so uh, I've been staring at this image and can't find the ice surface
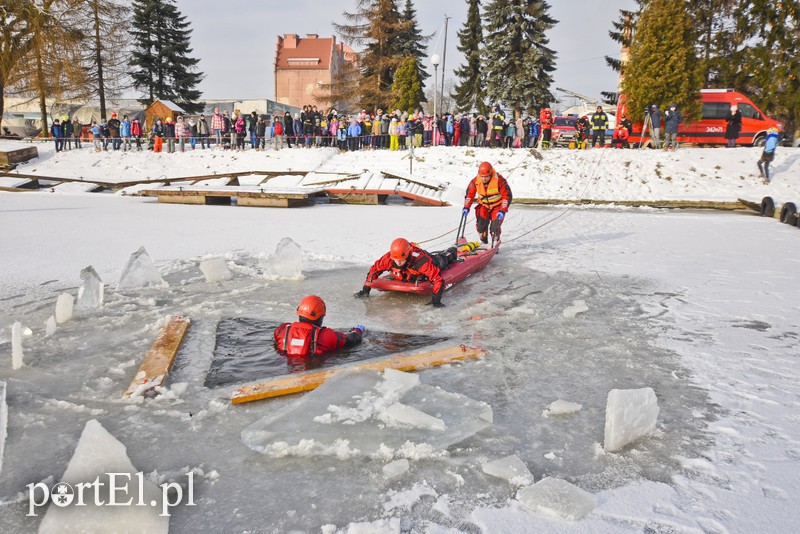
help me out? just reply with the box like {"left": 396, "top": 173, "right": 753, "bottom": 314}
{"left": 562, "top": 299, "right": 589, "bottom": 319}
{"left": 45, "top": 315, "right": 57, "bottom": 336}
{"left": 542, "top": 399, "right": 583, "bottom": 417}
{"left": 11, "top": 322, "right": 24, "bottom": 369}
{"left": 0, "top": 381, "right": 7, "bottom": 475}
{"left": 482, "top": 455, "right": 534, "bottom": 487}
{"left": 76, "top": 265, "right": 104, "bottom": 308}
{"left": 242, "top": 369, "right": 493, "bottom": 459}
{"left": 38, "top": 419, "right": 168, "bottom": 534}
{"left": 55, "top": 293, "right": 74, "bottom": 324}
{"left": 262, "top": 237, "right": 303, "bottom": 280}
{"left": 382, "top": 459, "right": 409, "bottom": 479}
{"left": 117, "top": 246, "right": 166, "bottom": 290}
{"left": 199, "top": 258, "right": 232, "bottom": 282}
{"left": 604, "top": 387, "right": 660, "bottom": 452}
{"left": 516, "top": 477, "right": 596, "bottom": 521}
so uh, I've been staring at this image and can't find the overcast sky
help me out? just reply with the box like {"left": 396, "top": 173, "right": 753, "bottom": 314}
{"left": 173, "top": 0, "right": 637, "bottom": 106}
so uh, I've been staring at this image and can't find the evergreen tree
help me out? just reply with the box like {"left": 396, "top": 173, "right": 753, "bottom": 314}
{"left": 335, "top": 0, "right": 412, "bottom": 111}
{"left": 481, "top": 0, "right": 557, "bottom": 117}
{"left": 621, "top": 0, "right": 703, "bottom": 123}
{"left": 129, "top": 0, "right": 203, "bottom": 114}
{"left": 452, "top": 0, "right": 488, "bottom": 114}
{"left": 396, "top": 0, "right": 430, "bottom": 90}
{"left": 391, "top": 56, "right": 424, "bottom": 113}
{"left": 602, "top": 3, "right": 644, "bottom": 104}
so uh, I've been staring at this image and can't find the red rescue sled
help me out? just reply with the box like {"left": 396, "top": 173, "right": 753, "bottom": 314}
{"left": 366, "top": 238, "right": 499, "bottom": 295}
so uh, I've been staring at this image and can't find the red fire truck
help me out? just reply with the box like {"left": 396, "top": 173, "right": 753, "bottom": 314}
{"left": 617, "top": 89, "right": 782, "bottom": 147}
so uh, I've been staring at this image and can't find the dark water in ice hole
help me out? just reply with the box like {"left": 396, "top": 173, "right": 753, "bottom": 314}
{"left": 205, "top": 316, "right": 450, "bottom": 388}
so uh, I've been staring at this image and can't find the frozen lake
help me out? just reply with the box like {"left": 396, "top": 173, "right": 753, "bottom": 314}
{"left": 5, "top": 198, "right": 796, "bottom": 532}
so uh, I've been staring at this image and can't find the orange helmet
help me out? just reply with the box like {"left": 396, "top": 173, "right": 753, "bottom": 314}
{"left": 478, "top": 161, "right": 493, "bottom": 177}
{"left": 296, "top": 295, "right": 326, "bottom": 321}
{"left": 390, "top": 238, "right": 412, "bottom": 262}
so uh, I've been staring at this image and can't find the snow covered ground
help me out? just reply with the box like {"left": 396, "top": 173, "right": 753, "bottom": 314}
{"left": 1, "top": 141, "right": 800, "bottom": 532}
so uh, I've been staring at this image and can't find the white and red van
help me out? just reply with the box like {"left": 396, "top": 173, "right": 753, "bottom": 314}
{"left": 617, "top": 89, "right": 783, "bottom": 147}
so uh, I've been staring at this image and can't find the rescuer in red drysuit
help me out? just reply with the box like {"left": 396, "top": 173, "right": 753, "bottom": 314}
{"left": 463, "top": 161, "right": 512, "bottom": 244}
{"left": 274, "top": 295, "right": 364, "bottom": 358}
{"left": 354, "top": 238, "right": 448, "bottom": 307}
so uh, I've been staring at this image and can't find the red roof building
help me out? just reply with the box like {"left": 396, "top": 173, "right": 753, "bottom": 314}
{"left": 274, "top": 34, "right": 357, "bottom": 111}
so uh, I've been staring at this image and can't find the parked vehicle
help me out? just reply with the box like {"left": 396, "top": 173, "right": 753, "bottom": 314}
{"left": 618, "top": 89, "right": 783, "bottom": 147}
{"left": 551, "top": 116, "right": 578, "bottom": 147}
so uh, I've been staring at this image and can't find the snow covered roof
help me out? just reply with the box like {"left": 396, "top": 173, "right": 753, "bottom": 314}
{"left": 156, "top": 100, "right": 186, "bottom": 112}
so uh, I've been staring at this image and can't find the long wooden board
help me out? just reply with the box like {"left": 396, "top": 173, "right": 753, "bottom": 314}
{"left": 231, "top": 345, "right": 484, "bottom": 404}
{"left": 123, "top": 316, "right": 190, "bottom": 398}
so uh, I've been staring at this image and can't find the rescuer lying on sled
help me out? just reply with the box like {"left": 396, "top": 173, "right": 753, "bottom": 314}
{"left": 274, "top": 295, "right": 364, "bottom": 359}
{"left": 463, "top": 161, "right": 512, "bottom": 244}
{"left": 354, "top": 238, "right": 457, "bottom": 308}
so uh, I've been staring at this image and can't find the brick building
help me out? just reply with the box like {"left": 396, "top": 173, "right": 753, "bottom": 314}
{"left": 274, "top": 34, "right": 357, "bottom": 111}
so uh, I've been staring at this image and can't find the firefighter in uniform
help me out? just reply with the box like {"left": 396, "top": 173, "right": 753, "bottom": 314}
{"left": 274, "top": 295, "right": 364, "bottom": 360}
{"left": 463, "top": 161, "right": 512, "bottom": 245}
{"left": 354, "top": 238, "right": 447, "bottom": 307}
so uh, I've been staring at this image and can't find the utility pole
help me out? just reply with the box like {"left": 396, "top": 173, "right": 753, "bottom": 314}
{"left": 440, "top": 15, "right": 450, "bottom": 114}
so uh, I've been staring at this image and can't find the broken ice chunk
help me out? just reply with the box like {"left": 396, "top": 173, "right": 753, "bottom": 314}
{"left": 383, "top": 403, "right": 445, "bottom": 431}
{"left": 542, "top": 399, "right": 583, "bottom": 417}
{"left": 55, "top": 293, "right": 74, "bottom": 324}
{"left": 482, "top": 455, "right": 534, "bottom": 487}
{"left": 199, "top": 258, "right": 232, "bottom": 282}
{"left": 604, "top": 387, "right": 659, "bottom": 452}
{"left": 117, "top": 246, "right": 166, "bottom": 290}
{"left": 517, "top": 477, "right": 596, "bottom": 521}
{"left": 382, "top": 459, "right": 409, "bottom": 479}
{"left": 38, "top": 419, "right": 168, "bottom": 533}
{"left": 11, "top": 322, "right": 24, "bottom": 370}
{"left": 562, "top": 299, "right": 588, "bottom": 319}
{"left": 242, "top": 370, "right": 492, "bottom": 458}
{"left": 77, "top": 266, "right": 104, "bottom": 308}
{"left": 45, "top": 315, "right": 57, "bottom": 337}
{"left": 262, "top": 237, "right": 303, "bottom": 280}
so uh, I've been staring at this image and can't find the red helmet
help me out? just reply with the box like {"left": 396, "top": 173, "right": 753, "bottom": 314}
{"left": 478, "top": 161, "right": 494, "bottom": 177}
{"left": 390, "top": 238, "right": 412, "bottom": 262}
{"left": 296, "top": 295, "right": 326, "bottom": 321}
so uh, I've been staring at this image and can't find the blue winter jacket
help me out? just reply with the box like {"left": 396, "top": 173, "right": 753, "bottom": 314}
{"left": 51, "top": 124, "right": 64, "bottom": 138}
{"left": 764, "top": 132, "right": 779, "bottom": 153}
{"left": 347, "top": 123, "right": 361, "bottom": 138}
{"left": 120, "top": 120, "right": 131, "bottom": 137}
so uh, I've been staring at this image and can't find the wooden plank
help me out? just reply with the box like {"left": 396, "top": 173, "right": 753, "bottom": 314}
{"left": 0, "top": 146, "right": 38, "bottom": 165}
{"left": 155, "top": 193, "right": 207, "bottom": 205}
{"left": 513, "top": 198, "right": 747, "bottom": 210}
{"left": 304, "top": 175, "right": 361, "bottom": 186}
{"left": 0, "top": 171, "right": 112, "bottom": 186}
{"left": 237, "top": 196, "right": 293, "bottom": 208}
{"left": 380, "top": 170, "right": 445, "bottom": 191}
{"left": 231, "top": 345, "right": 484, "bottom": 404}
{"left": 123, "top": 316, "right": 190, "bottom": 398}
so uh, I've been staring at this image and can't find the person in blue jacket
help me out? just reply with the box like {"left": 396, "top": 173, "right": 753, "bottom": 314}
{"left": 757, "top": 127, "right": 780, "bottom": 183}
{"left": 51, "top": 119, "right": 64, "bottom": 152}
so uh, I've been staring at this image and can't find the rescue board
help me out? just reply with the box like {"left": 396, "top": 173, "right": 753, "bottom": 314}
{"left": 231, "top": 345, "right": 484, "bottom": 404}
{"left": 365, "top": 239, "right": 499, "bottom": 295}
{"left": 123, "top": 316, "right": 190, "bottom": 397}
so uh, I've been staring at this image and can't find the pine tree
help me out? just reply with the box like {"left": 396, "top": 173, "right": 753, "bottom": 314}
{"left": 621, "top": 0, "right": 703, "bottom": 123}
{"left": 452, "top": 0, "right": 488, "bottom": 114}
{"left": 129, "top": 0, "right": 203, "bottom": 114}
{"left": 334, "top": 0, "right": 412, "bottom": 111}
{"left": 64, "top": 0, "right": 132, "bottom": 121}
{"left": 481, "top": 0, "right": 557, "bottom": 117}
{"left": 396, "top": 0, "right": 430, "bottom": 90}
{"left": 391, "top": 56, "right": 424, "bottom": 113}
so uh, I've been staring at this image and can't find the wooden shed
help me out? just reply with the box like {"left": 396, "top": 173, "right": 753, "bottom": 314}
{"left": 144, "top": 100, "right": 185, "bottom": 130}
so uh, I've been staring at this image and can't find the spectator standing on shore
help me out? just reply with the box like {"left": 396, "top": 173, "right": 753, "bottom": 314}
{"left": 649, "top": 105, "right": 661, "bottom": 148}
{"left": 71, "top": 117, "right": 82, "bottom": 148}
{"left": 591, "top": 106, "right": 609, "bottom": 148}
{"left": 107, "top": 113, "right": 121, "bottom": 150}
{"left": 283, "top": 112, "right": 294, "bottom": 148}
{"left": 248, "top": 111, "right": 258, "bottom": 149}
{"left": 120, "top": 115, "right": 132, "bottom": 151}
{"left": 152, "top": 118, "right": 165, "bottom": 153}
{"left": 164, "top": 117, "right": 177, "bottom": 153}
{"left": 724, "top": 104, "right": 742, "bottom": 147}
{"left": 62, "top": 116, "right": 73, "bottom": 150}
{"left": 223, "top": 111, "right": 232, "bottom": 149}
{"left": 187, "top": 116, "right": 197, "bottom": 150}
{"left": 131, "top": 117, "right": 142, "bottom": 150}
{"left": 51, "top": 119, "right": 64, "bottom": 152}
{"left": 256, "top": 115, "right": 267, "bottom": 150}
{"left": 234, "top": 114, "right": 246, "bottom": 150}
{"left": 211, "top": 108, "right": 224, "bottom": 146}
{"left": 663, "top": 104, "right": 683, "bottom": 151}
{"left": 90, "top": 120, "right": 102, "bottom": 152}
{"left": 197, "top": 115, "right": 209, "bottom": 148}
{"left": 273, "top": 115, "right": 285, "bottom": 150}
